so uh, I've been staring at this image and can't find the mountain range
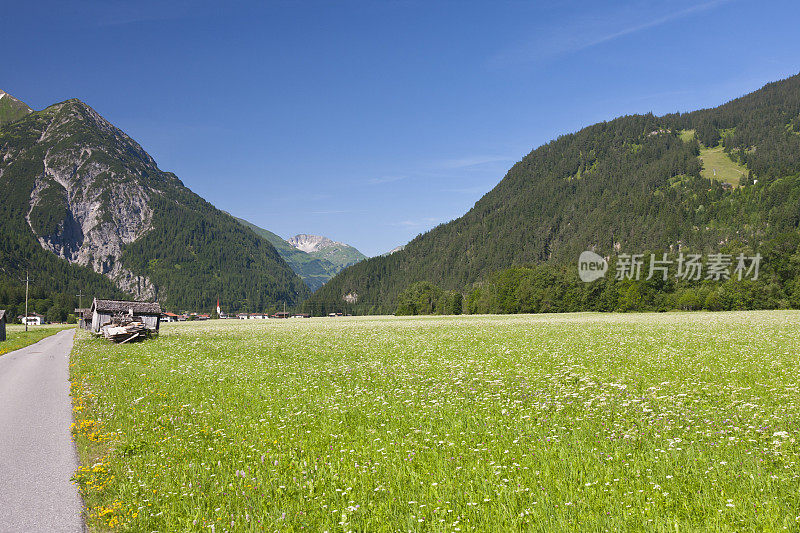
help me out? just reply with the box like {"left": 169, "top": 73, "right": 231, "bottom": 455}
{"left": 0, "top": 92, "right": 309, "bottom": 314}
{"left": 230, "top": 217, "right": 365, "bottom": 291}
{"left": 3, "top": 72, "right": 800, "bottom": 319}
{"left": 287, "top": 234, "right": 365, "bottom": 271}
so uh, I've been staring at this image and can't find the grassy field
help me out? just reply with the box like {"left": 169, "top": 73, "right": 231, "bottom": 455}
{"left": 0, "top": 323, "right": 72, "bottom": 356}
{"left": 678, "top": 129, "right": 696, "bottom": 143}
{"left": 699, "top": 146, "right": 748, "bottom": 187}
{"left": 70, "top": 312, "right": 800, "bottom": 531}
{"left": 678, "top": 129, "right": 747, "bottom": 187}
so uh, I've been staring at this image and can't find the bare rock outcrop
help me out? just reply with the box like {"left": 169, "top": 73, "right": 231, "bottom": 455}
{"left": 20, "top": 100, "right": 157, "bottom": 299}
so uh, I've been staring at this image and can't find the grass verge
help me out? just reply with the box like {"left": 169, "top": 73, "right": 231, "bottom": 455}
{"left": 0, "top": 323, "right": 72, "bottom": 356}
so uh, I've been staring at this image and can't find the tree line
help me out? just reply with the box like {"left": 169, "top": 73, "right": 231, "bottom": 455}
{"left": 392, "top": 233, "right": 800, "bottom": 315}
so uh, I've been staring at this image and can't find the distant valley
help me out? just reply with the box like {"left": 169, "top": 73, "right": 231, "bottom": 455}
{"left": 231, "top": 217, "right": 366, "bottom": 291}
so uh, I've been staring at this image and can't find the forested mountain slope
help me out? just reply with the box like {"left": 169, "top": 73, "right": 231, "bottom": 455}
{"left": 0, "top": 95, "right": 309, "bottom": 313}
{"left": 309, "top": 73, "right": 800, "bottom": 313}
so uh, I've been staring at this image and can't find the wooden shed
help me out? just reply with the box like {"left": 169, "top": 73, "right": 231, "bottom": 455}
{"left": 90, "top": 299, "right": 162, "bottom": 334}
{"left": 0, "top": 310, "right": 6, "bottom": 342}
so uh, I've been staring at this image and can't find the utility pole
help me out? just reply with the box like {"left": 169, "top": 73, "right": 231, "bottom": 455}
{"left": 76, "top": 290, "right": 84, "bottom": 328}
{"left": 24, "top": 270, "right": 30, "bottom": 332}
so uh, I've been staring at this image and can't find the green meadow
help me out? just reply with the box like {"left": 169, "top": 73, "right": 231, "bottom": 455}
{"left": 678, "top": 129, "right": 748, "bottom": 187}
{"left": 0, "top": 323, "right": 71, "bottom": 356}
{"left": 678, "top": 129, "right": 696, "bottom": 143}
{"left": 699, "top": 146, "right": 748, "bottom": 187}
{"left": 70, "top": 312, "right": 800, "bottom": 531}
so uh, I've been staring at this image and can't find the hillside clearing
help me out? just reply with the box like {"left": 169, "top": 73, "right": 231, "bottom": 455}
{"left": 678, "top": 129, "right": 696, "bottom": 142}
{"left": 699, "top": 145, "right": 748, "bottom": 187}
{"left": 71, "top": 312, "right": 800, "bottom": 531}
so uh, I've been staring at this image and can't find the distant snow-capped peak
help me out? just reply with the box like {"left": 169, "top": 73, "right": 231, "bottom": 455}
{"left": 287, "top": 234, "right": 339, "bottom": 253}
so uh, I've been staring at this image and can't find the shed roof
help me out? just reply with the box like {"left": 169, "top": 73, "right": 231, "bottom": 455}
{"left": 91, "top": 299, "right": 162, "bottom": 315}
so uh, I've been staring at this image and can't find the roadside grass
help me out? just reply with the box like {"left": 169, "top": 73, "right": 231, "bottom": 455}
{"left": 699, "top": 145, "right": 747, "bottom": 187}
{"left": 0, "top": 323, "right": 72, "bottom": 356}
{"left": 70, "top": 312, "right": 800, "bottom": 531}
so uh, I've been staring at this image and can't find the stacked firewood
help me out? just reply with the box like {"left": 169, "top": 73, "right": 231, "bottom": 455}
{"left": 100, "top": 315, "right": 154, "bottom": 343}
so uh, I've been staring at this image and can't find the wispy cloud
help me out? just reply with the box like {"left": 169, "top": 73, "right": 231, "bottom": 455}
{"left": 573, "top": 1, "right": 730, "bottom": 52}
{"left": 89, "top": 0, "right": 196, "bottom": 27}
{"left": 442, "top": 185, "right": 493, "bottom": 195}
{"left": 367, "top": 175, "right": 406, "bottom": 185}
{"left": 312, "top": 209, "right": 351, "bottom": 215}
{"left": 391, "top": 216, "right": 441, "bottom": 228}
{"left": 438, "top": 155, "right": 515, "bottom": 169}
{"left": 629, "top": 89, "right": 694, "bottom": 102}
{"left": 489, "top": 0, "right": 732, "bottom": 67}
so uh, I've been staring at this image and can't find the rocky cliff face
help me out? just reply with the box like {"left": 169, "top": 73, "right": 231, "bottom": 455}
{"left": 3, "top": 99, "right": 167, "bottom": 299}
{"left": 382, "top": 245, "right": 405, "bottom": 256}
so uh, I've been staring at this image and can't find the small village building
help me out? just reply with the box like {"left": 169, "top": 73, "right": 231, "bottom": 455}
{"left": 292, "top": 313, "right": 311, "bottom": 318}
{"left": 0, "top": 310, "right": 6, "bottom": 342}
{"left": 237, "top": 313, "right": 249, "bottom": 320}
{"left": 250, "top": 313, "right": 268, "bottom": 319}
{"left": 197, "top": 314, "right": 211, "bottom": 320}
{"left": 273, "top": 311, "right": 291, "bottom": 319}
{"left": 18, "top": 313, "right": 45, "bottom": 326}
{"left": 162, "top": 312, "right": 179, "bottom": 323}
{"left": 90, "top": 299, "right": 162, "bottom": 333}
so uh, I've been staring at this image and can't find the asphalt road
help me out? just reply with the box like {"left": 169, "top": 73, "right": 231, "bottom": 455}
{"left": 0, "top": 329, "right": 85, "bottom": 532}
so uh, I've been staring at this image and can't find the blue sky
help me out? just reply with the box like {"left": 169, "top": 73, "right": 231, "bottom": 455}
{"left": 3, "top": 1, "right": 800, "bottom": 256}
